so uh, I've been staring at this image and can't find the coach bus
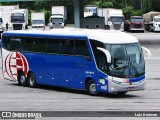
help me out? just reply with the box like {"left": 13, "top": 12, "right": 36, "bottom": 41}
{"left": 1, "top": 29, "right": 151, "bottom": 95}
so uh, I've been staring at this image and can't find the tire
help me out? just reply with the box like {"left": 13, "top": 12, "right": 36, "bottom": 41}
{"left": 86, "top": 80, "right": 98, "bottom": 96}
{"left": 117, "top": 92, "right": 127, "bottom": 95}
{"left": 18, "top": 72, "right": 27, "bottom": 86}
{"left": 149, "top": 25, "right": 152, "bottom": 32}
{"left": 28, "top": 73, "right": 37, "bottom": 88}
{"left": 129, "top": 27, "right": 132, "bottom": 32}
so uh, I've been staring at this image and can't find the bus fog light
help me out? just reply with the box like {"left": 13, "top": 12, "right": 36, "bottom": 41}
{"left": 98, "top": 79, "right": 105, "bottom": 85}
{"left": 111, "top": 87, "right": 114, "bottom": 90}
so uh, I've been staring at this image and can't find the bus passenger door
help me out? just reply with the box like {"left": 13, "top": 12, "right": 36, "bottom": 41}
{"left": 66, "top": 57, "right": 89, "bottom": 89}
{"left": 66, "top": 39, "right": 92, "bottom": 89}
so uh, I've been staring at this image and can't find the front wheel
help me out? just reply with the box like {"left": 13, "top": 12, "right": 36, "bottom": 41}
{"left": 27, "top": 73, "right": 37, "bottom": 88}
{"left": 117, "top": 92, "right": 127, "bottom": 95}
{"left": 86, "top": 80, "right": 98, "bottom": 96}
{"left": 149, "top": 25, "right": 152, "bottom": 32}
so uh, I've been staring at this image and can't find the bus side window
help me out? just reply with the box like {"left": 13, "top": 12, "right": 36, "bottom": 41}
{"left": 22, "top": 37, "right": 34, "bottom": 52}
{"left": 75, "top": 40, "right": 90, "bottom": 57}
{"left": 47, "top": 38, "right": 60, "bottom": 54}
{"left": 61, "top": 39, "right": 74, "bottom": 55}
{"left": 34, "top": 38, "right": 47, "bottom": 53}
{"left": 2, "top": 36, "right": 10, "bottom": 50}
{"left": 97, "top": 51, "right": 108, "bottom": 72}
{"left": 90, "top": 40, "right": 107, "bottom": 72}
{"left": 9, "top": 37, "right": 21, "bottom": 51}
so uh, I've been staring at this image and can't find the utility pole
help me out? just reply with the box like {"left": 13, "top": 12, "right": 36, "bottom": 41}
{"left": 141, "top": 0, "right": 143, "bottom": 14}
{"left": 124, "top": 0, "right": 127, "bottom": 7}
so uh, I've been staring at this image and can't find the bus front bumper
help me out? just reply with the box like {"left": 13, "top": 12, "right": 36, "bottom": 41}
{"left": 108, "top": 79, "right": 146, "bottom": 93}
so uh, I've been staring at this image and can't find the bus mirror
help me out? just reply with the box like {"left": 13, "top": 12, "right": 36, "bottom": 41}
{"left": 142, "top": 46, "right": 151, "bottom": 59}
{"left": 97, "top": 47, "right": 111, "bottom": 63}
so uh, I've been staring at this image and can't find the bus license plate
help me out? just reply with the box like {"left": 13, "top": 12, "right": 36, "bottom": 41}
{"left": 128, "top": 87, "right": 134, "bottom": 91}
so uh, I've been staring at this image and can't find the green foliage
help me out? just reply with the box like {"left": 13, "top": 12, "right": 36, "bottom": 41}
{"left": 85, "top": 0, "right": 115, "bottom": 8}
{"left": 123, "top": 6, "right": 142, "bottom": 19}
{"left": 142, "top": 0, "right": 160, "bottom": 13}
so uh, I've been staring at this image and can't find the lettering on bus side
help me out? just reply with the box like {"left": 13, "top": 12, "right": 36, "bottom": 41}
{"left": 85, "top": 71, "right": 94, "bottom": 75}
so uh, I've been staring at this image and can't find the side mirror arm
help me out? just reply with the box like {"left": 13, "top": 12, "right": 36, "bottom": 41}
{"left": 97, "top": 47, "right": 111, "bottom": 63}
{"left": 142, "top": 46, "right": 151, "bottom": 59}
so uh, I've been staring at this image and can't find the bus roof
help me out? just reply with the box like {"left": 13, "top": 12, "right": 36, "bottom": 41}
{"left": 3, "top": 29, "right": 138, "bottom": 44}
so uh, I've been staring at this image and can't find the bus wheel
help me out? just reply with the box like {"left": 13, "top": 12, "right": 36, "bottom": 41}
{"left": 117, "top": 92, "right": 127, "bottom": 95}
{"left": 86, "top": 80, "right": 97, "bottom": 96}
{"left": 18, "top": 72, "right": 27, "bottom": 86}
{"left": 28, "top": 73, "right": 36, "bottom": 88}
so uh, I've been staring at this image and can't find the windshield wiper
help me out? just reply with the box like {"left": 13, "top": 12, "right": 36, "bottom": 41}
{"left": 127, "top": 56, "right": 139, "bottom": 76}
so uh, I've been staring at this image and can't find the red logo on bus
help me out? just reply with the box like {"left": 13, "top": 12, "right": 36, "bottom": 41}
{"left": 4, "top": 52, "right": 29, "bottom": 80}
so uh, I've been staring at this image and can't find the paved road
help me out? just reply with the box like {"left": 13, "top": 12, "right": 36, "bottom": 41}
{"left": 0, "top": 32, "right": 160, "bottom": 120}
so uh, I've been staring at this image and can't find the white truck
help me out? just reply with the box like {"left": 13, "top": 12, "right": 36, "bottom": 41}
{"left": 98, "top": 8, "right": 124, "bottom": 30}
{"left": 143, "top": 11, "right": 160, "bottom": 32}
{"left": 0, "top": 5, "right": 19, "bottom": 30}
{"left": 10, "top": 9, "right": 28, "bottom": 30}
{"left": 84, "top": 6, "right": 98, "bottom": 17}
{"left": 0, "top": 8, "right": 4, "bottom": 33}
{"left": 31, "top": 12, "right": 45, "bottom": 30}
{"left": 49, "top": 6, "right": 67, "bottom": 29}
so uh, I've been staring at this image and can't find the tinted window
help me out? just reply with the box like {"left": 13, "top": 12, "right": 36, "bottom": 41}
{"left": 34, "top": 38, "right": 46, "bottom": 53}
{"left": 90, "top": 40, "right": 107, "bottom": 72}
{"left": 22, "top": 37, "right": 34, "bottom": 52}
{"left": 2, "top": 36, "right": 21, "bottom": 51}
{"left": 90, "top": 40, "right": 104, "bottom": 50}
{"left": 61, "top": 39, "right": 74, "bottom": 55}
{"left": 10, "top": 37, "right": 21, "bottom": 51}
{"left": 75, "top": 40, "right": 90, "bottom": 57}
{"left": 2, "top": 36, "right": 10, "bottom": 50}
{"left": 47, "top": 38, "right": 60, "bottom": 54}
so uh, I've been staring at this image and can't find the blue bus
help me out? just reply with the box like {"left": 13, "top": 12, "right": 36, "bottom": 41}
{"left": 1, "top": 29, "right": 150, "bottom": 95}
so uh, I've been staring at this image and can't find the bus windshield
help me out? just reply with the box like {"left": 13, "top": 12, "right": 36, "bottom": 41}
{"left": 105, "top": 43, "right": 145, "bottom": 78}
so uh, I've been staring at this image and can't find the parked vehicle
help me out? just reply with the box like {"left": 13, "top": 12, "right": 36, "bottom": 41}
{"left": 31, "top": 12, "right": 45, "bottom": 30}
{"left": 98, "top": 8, "right": 124, "bottom": 30}
{"left": 10, "top": 9, "right": 28, "bottom": 30}
{"left": 0, "top": 8, "right": 4, "bottom": 33}
{"left": 143, "top": 11, "right": 160, "bottom": 32}
{"left": 124, "top": 16, "right": 145, "bottom": 32}
{"left": 84, "top": 6, "right": 98, "bottom": 17}
{"left": 49, "top": 6, "right": 67, "bottom": 29}
{"left": 0, "top": 5, "right": 19, "bottom": 30}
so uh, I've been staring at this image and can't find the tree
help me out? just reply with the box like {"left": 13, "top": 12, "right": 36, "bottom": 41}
{"left": 85, "top": 0, "right": 115, "bottom": 8}
{"left": 142, "top": 0, "right": 160, "bottom": 13}
{"left": 123, "top": 6, "right": 142, "bottom": 19}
